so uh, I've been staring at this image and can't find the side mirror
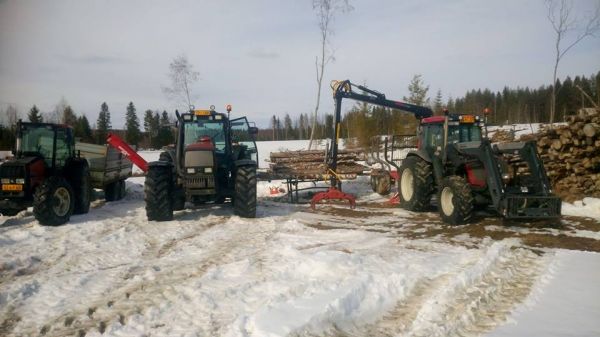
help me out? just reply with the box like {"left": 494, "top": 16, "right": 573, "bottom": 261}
{"left": 249, "top": 127, "right": 258, "bottom": 135}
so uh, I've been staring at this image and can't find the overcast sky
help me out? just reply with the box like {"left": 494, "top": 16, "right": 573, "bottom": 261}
{"left": 1, "top": 0, "right": 599, "bottom": 128}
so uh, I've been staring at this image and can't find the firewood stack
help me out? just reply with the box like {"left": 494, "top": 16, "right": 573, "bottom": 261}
{"left": 520, "top": 108, "right": 600, "bottom": 201}
{"left": 268, "top": 149, "right": 367, "bottom": 178}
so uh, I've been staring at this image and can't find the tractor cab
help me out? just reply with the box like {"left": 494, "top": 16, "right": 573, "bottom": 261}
{"left": 418, "top": 114, "right": 484, "bottom": 154}
{"left": 1, "top": 122, "right": 75, "bottom": 197}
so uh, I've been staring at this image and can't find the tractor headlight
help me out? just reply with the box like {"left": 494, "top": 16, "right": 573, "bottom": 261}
{"left": 187, "top": 168, "right": 195, "bottom": 174}
{"left": 15, "top": 178, "right": 25, "bottom": 184}
{"left": 204, "top": 167, "right": 213, "bottom": 173}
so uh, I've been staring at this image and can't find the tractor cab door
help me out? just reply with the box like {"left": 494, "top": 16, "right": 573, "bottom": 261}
{"left": 421, "top": 123, "right": 444, "bottom": 157}
{"left": 230, "top": 117, "right": 258, "bottom": 163}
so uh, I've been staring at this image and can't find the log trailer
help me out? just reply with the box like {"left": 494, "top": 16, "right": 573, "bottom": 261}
{"left": 312, "top": 80, "right": 561, "bottom": 224}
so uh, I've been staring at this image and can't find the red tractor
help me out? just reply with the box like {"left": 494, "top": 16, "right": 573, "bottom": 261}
{"left": 313, "top": 80, "right": 561, "bottom": 224}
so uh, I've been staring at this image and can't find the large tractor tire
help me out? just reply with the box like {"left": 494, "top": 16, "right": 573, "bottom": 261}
{"left": 33, "top": 177, "right": 75, "bottom": 226}
{"left": 73, "top": 164, "right": 91, "bottom": 214}
{"left": 371, "top": 172, "right": 392, "bottom": 195}
{"left": 104, "top": 181, "right": 118, "bottom": 202}
{"left": 438, "top": 176, "right": 474, "bottom": 225}
{"left": 233, "top": 165, "right": 257, "bottom": 218}
{"left": 398, "top": 156, "right": 434, "bottom": 211}
{"left": 144, "top": 165, "right": 173, "bottom": 221}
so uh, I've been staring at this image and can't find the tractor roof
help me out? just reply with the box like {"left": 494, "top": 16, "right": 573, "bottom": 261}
{"left": 421, "top": 114, "right": 481, "bottom": 124}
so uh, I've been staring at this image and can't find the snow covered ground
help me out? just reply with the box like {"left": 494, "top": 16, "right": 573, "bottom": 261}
{"left": 1, "top": 174, "right": 599, "bottom": 337}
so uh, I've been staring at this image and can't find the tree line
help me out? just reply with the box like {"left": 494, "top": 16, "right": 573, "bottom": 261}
{"left": 0, "top": 101, "right": 175, "bottom": 150}
{"left": 255, "top": 71, "right": 599, "bottom": 147}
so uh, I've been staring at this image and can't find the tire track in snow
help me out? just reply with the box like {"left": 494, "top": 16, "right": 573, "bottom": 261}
{"left": 23, "top": 215, "right": 279, "bottom": 337}
{"left": 294, "top": 243, "right": 547, "bottom": 337}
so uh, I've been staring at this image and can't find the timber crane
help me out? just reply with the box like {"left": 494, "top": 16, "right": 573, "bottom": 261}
{"left": 310, "top": 80, "right": 433, "bottom": 209}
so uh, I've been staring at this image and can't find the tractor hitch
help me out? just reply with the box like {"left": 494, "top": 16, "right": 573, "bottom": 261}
{"left": 310, "top": 187, "right": 356, "bottom": 210}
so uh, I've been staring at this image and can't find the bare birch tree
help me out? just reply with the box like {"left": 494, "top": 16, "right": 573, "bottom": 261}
{"left": 308, "top": 0, "right": 352, "bottom": 149}
{"left": 162, "top": 55, "right": 200, "bottom": 110}
{"left": 545, "top": 0, "right": 600, "bottom": 123}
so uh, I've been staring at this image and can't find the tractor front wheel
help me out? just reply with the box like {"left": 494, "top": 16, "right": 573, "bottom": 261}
{"left": 34, "top": 177, "right": 75, "bottom": 226}
{"left": 144, "top": 166, "right": 173, "bottom": 221}
{"left": 438, "top": 176, "right": 473, "bottom": 225}
{"left": 398, "top": 156, "right": 434, "bottom": 211}
{"left": 233, "top": 166, "right": 257, "bottom": 218}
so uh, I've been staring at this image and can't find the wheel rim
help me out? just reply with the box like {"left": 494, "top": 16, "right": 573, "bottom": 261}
{"left": 53, "top": 187, "right": 71, "bottom": 217}
{"left": 441, "top": 186, "right": 454, "bottom": 216}
{"left": 400, "top": 169, "right": 414, "bottom": 201}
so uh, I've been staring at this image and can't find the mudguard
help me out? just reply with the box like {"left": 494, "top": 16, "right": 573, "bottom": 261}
{"left": 234, "top": 159, "right": 257, "bottom": 167}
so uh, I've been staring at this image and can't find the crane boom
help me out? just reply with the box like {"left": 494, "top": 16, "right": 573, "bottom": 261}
{"left": 311, "top": 79, "right": 433, "bottom": 210}
{"left": 328, "top": 80, "right": 432, "bottom": 187}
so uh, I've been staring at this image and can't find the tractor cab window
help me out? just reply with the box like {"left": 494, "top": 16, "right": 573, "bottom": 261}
{"left": 54, "top": 128, "right": 73, "bottom": 167}
{"left": 448, "top": 124, "right": 482, "bottom": 144}
{"left": 18, "top": 125, "right": 55, "bottom": 166}
{"left": 423, "top": 124, "right": 443, "bottom": 149}
{"left": 184, "top": 121, "right": 226, "bottom": 152}
{"left": 230, "top": 117, "right": 258, "bottom": 162}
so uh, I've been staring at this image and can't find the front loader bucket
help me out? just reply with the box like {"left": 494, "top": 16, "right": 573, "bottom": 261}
{"left": 504, "top": 195, "right": 562, "bottom": 219}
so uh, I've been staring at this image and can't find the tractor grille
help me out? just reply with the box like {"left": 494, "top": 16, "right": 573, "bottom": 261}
{"left": 0, "top": 165, "right": 25, "bottom": 179}
{"left": 185, "top": 175, "right": 215, "bottom": 189}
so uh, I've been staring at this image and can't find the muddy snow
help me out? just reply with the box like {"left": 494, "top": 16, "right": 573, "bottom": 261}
{"left": 1, "top": 175, "right": 599, "bottom": 337}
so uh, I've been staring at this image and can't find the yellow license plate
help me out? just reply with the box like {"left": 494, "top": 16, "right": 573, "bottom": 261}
{"left": 461, "top": 115, "right": 475, "bottom": 123}
{"left": 2, "top": 184, "right": 23, "bottom": 191}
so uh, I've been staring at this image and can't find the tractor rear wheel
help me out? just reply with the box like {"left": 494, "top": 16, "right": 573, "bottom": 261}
{"left": 144, "top": 166, "right": 173, "bottom": 221}
{"left": 73, "top": 165, "right": 91, "bottom": 214}
{"left": 233, "top": 166, "right": 257, "bottom": 218}
{"left": 34, "top": 177, "right": 75, "bottom": 226}
{"left": 398, "top": 156, "right": 434, "bottom": 211}
{"left": 438, "top": 176, "right": 473, "bottom": 225}
{"left": 104, "top": 181, "right": 117, "bottom": 202}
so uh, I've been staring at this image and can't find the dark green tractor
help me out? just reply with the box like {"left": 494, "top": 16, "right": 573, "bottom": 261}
{"left": 144, "top": 106, "right": 259, "bottom": 221}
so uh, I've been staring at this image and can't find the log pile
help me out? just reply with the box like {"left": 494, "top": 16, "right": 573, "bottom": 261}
{"left": 520, "top": 108, "right": 600, "bottom": 201}
{"left": 268, "top": 149, "right": 367, "bottom": 179}
{"left": 490, "top": 129, "right": 515, "bottom": 143}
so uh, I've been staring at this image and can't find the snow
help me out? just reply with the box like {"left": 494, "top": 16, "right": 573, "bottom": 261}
{"left": 562, "top": 197, "right": 600, "bottom": 221}
{"left": 1, "top": 156, "right": 600, "bottom": 336}
{"left": 487, "top": 250, "right": 600, "bottom": 337}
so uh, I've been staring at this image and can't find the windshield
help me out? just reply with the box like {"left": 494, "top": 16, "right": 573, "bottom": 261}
{"left": 448, "top": 124, "right": 482, "bottom": 143}
{"left": 18, "top": 125, "right": 55, "bottom": 161}
{"left": 184, "top": 121, "right": 226, "bottom": 152}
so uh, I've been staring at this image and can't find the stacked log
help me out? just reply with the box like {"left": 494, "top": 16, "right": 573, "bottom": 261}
{"left": 490, "top": 129, "right": 515, "bottom": 143}
{"left": 268, "top": 149, "right": 367, "bottom": 178}
{"left": 521, "top": 108, "right": 600, "bottom": 201}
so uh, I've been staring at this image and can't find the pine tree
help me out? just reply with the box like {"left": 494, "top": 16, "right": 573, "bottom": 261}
{"left": 284, "top": 113, "right": 292, "bottom": 140}
{"left": 156, "top": 111, "right": 173, "bottom": 147}
{"left": 433, "top": 89, "right": 443, "bottom": 115}
{"left": 144, "top": 109, "right": 160, "bottom": 148}
{"left": 96, "top": 102, "right": 111, "bottom": 144}
{"left": 403, "top": 74, "right": 430, "bottom": 106}
{"left": 74, "top": 115, "right": 93, "bottom": 142}
{"left": 125, "top": 102, "right": 141, "bottom": 146}
{"left": 28, "top": 105, "right": 43, "bottom": 123}
{"left": 62, "top": 105, "right": 77, "bottom": 127}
